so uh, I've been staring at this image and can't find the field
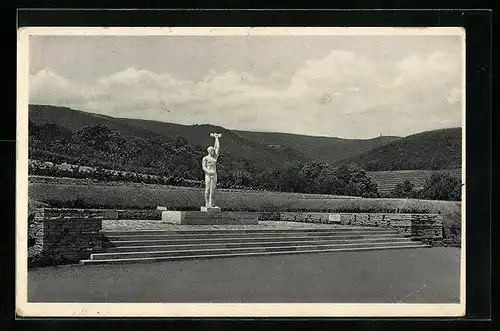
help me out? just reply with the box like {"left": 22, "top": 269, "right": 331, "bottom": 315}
{"left": 28, "top": 175, "right": 362, "bottom": 210}
{"left": 28, "top": 176, "right": 462, "bottom": 246}
{"left": 367, "top": 169, "right": 462, "bottom": 194}
{"left": 30, "top": 176, "right": 457, "bottom": 212}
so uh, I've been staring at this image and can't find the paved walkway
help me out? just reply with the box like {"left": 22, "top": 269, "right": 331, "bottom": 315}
{"left": 28, "top": 247, "right": 460, "bottom": 303}
{"left": 102, "top": 220, "right": 356, "bottom": 231}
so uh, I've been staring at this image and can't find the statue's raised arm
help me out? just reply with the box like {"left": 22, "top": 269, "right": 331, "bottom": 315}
{"left": 210, "top": 133, "right": 221, "bottom": 158}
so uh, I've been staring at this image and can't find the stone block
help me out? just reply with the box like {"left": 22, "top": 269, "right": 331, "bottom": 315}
{"left": 328, "top": 213, "right": 341, "bottom": 223}
{"left": 200, "top": 206, "right": 221, "bottom": 212}
{"left": 161, "top": 211, "right": 182, "bottom": 224}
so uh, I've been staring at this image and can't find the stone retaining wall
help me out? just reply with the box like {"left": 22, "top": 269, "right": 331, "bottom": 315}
{"left": 117, "top": 209, "right": 162, "bottom": 220}
{"left": 28, "top": 208, "right": 103, "bottom": 267}
{"left": 27, "top": 209, "right": 445, "bottom": 267}
{"left": 77, "top": 209, "right": 162, "bottom": 220}
{"left": 53, "top": 209, "right": 162, "bottom": 220}
{"left": 279, "top": 212, "right": 340, "bottom": 224}
{"left": 258, "top": 211, "right": 443, "bottom": 242}
{"left": 338, "top": 213, "right": 443, "bottom": 240}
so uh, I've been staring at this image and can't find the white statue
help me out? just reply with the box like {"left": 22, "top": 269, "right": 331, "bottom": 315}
{"left": 202, "top": 133, "right": 221, "bottom": 208}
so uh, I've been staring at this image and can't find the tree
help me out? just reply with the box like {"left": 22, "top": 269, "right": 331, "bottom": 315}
{"left": 299, "top": 161, "right": 330, "bottom": 193}
{"left": 37, "top": 123, "right": 72, "bottom": 143}
{"left": 73, "top": 125, "right": 113, "bottom": 147}
{"left": 174, "top": 135, "right": 189, "bottom": 149}
{"left": 420, "top": 173, "right": 461, "bottom": 201}
{"left": 315, "top": 166, "right": 345, "bottom": 195}
{"left": 255, "top": 168, "right": 280, "bottom": 191}
{"left": 221, "top": 169, "right": 254, "bottom": 188}
{"left": 391, "top": 180, "right": 416, "bottom": 198}
{"left": 275, "top": 164, "right": 306, "bottom": 193}
{"left": 332, "top": 163, "right": 379, "bottom": 197}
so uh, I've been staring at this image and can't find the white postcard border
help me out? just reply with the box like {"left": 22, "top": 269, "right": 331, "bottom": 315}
{"left": 16, "top": 26, "right": 466, "bottom": 318}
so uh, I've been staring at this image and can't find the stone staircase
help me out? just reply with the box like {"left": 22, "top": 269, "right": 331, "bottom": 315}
{"left": 79, "top": 227, "right": 430, "bottom": 265}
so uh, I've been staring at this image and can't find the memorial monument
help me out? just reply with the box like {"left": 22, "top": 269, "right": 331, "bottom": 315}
{"left": 201, "top": 133, "right": 221, "bottom": 212}
{"left": 160, "top": 132, "right": 258, "bottom": 225}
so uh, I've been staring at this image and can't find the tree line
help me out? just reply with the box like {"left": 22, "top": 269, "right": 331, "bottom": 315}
{"left": 29, "top": 122, "right": 461, "bottom": 200}
{"left": 386, "top": 174, "right": 462, "bottom": 201}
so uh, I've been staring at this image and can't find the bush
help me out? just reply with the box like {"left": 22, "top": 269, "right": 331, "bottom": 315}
{"left": 220, "top": 169, "right": 254, "bottom": 189}
{"left": 390, "top": 180, "right": 417, "bottom": 198}
{"left": 275, "top": 164, "right": 307, "bottom": 193}
{"left": 420, "top": 173, "right": 462, "bottom": 201}
{"left": 332, "top": 163, "right": 379, "bottom": 198}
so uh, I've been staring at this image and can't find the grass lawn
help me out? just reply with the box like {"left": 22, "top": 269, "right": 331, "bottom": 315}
{"left": 28, "top": 177, "right": 459, "bottom": 213}
{"left": 28, "top": 177, "right": 462, "bottom": 245}
{"left": 28, "top": 247, "right": 460, "bottom": 303}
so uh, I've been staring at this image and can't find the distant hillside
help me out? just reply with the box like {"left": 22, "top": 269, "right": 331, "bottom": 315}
{"left": 30, "top": 105, "right": 403, "bottom": 168}
{"left": 29, "top": 104, "right": 311, "bottom": 172}
{"left": 29, "top": 105, "right": 461, "bottom": 176}
{"left": 340, "top": 128, "right": 462, "bottom": 171}
{"left": 234, "top": 130, "right": 400, "bottom": 164}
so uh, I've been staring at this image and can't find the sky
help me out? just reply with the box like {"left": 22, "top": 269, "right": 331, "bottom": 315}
{"left": 28, "top": 30, "right": 464, "bottom": 139}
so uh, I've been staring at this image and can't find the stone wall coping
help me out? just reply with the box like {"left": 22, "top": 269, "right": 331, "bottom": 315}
{"left": 37, "top": 208, "right": 123, "bottom": 211}
{"left": 35, "top": 208, "right": 162, "bottom": 214}
{"left": 37, "top": 209, "right": 442, "bottom": 216}
{"left": 37, "top": 208, "right": 105, "bottom": 212}
{"left": 335, "top": 212, "right": 441, "bottom": 215}
{"left": 35, "top": 208, "right": 441, "bottom": 213}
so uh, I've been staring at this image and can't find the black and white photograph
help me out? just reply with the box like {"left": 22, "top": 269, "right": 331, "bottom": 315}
{"left": 16, "top": 27, "right": 465, "bottom": 317}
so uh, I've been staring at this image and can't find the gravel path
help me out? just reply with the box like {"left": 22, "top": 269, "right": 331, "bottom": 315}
{"left": 28, "top": 247, "right": 461, "bottom": 303}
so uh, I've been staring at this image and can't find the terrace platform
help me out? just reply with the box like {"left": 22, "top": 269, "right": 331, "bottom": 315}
{"left": 30, "top": 208, "right": 442, "bottom": 267}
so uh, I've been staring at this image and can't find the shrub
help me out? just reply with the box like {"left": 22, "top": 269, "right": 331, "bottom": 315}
{"left": 332, "top": 163, "right": 379, "bottom": 198}
{"left": 420, "top": 173, "right": 462, "bottom": 201}
{"left": 390, "top": 180, "right": 417, "bottom": 198}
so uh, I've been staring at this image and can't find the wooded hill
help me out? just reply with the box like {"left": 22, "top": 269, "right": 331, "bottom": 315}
{"left": 339, "top": 128, "right": 462, "bottom": 171}
{"left": 29, "top": 104, "right": 462, "bottom": 177}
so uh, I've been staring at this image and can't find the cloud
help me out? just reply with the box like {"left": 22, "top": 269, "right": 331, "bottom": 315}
{"left": 30, "top": 69, "right": 92, "bottom": 106}
{"left": 29, "top": 50, "right": 463, "bottom": 138}
{"left": 446, "top": 87, "right": 462, "bottom": 104}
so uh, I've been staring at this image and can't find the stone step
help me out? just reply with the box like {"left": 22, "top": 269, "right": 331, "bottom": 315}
{"left": 101, "top": 227, "right": 395, "bottom": 236}
{"left": 104, "top": 237, "right": 414, "bottom": 252}
{"left": 80, "top": 244, "right": 430, "bottom": 265}
{"left": 103, "top": 229, "right": 399, "bottom": 241}
{"left": 103, "top": 233, "right": 404, "bottom": 247}
{"left": 91, "top": 241, "right": 425, "bottom": 260}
